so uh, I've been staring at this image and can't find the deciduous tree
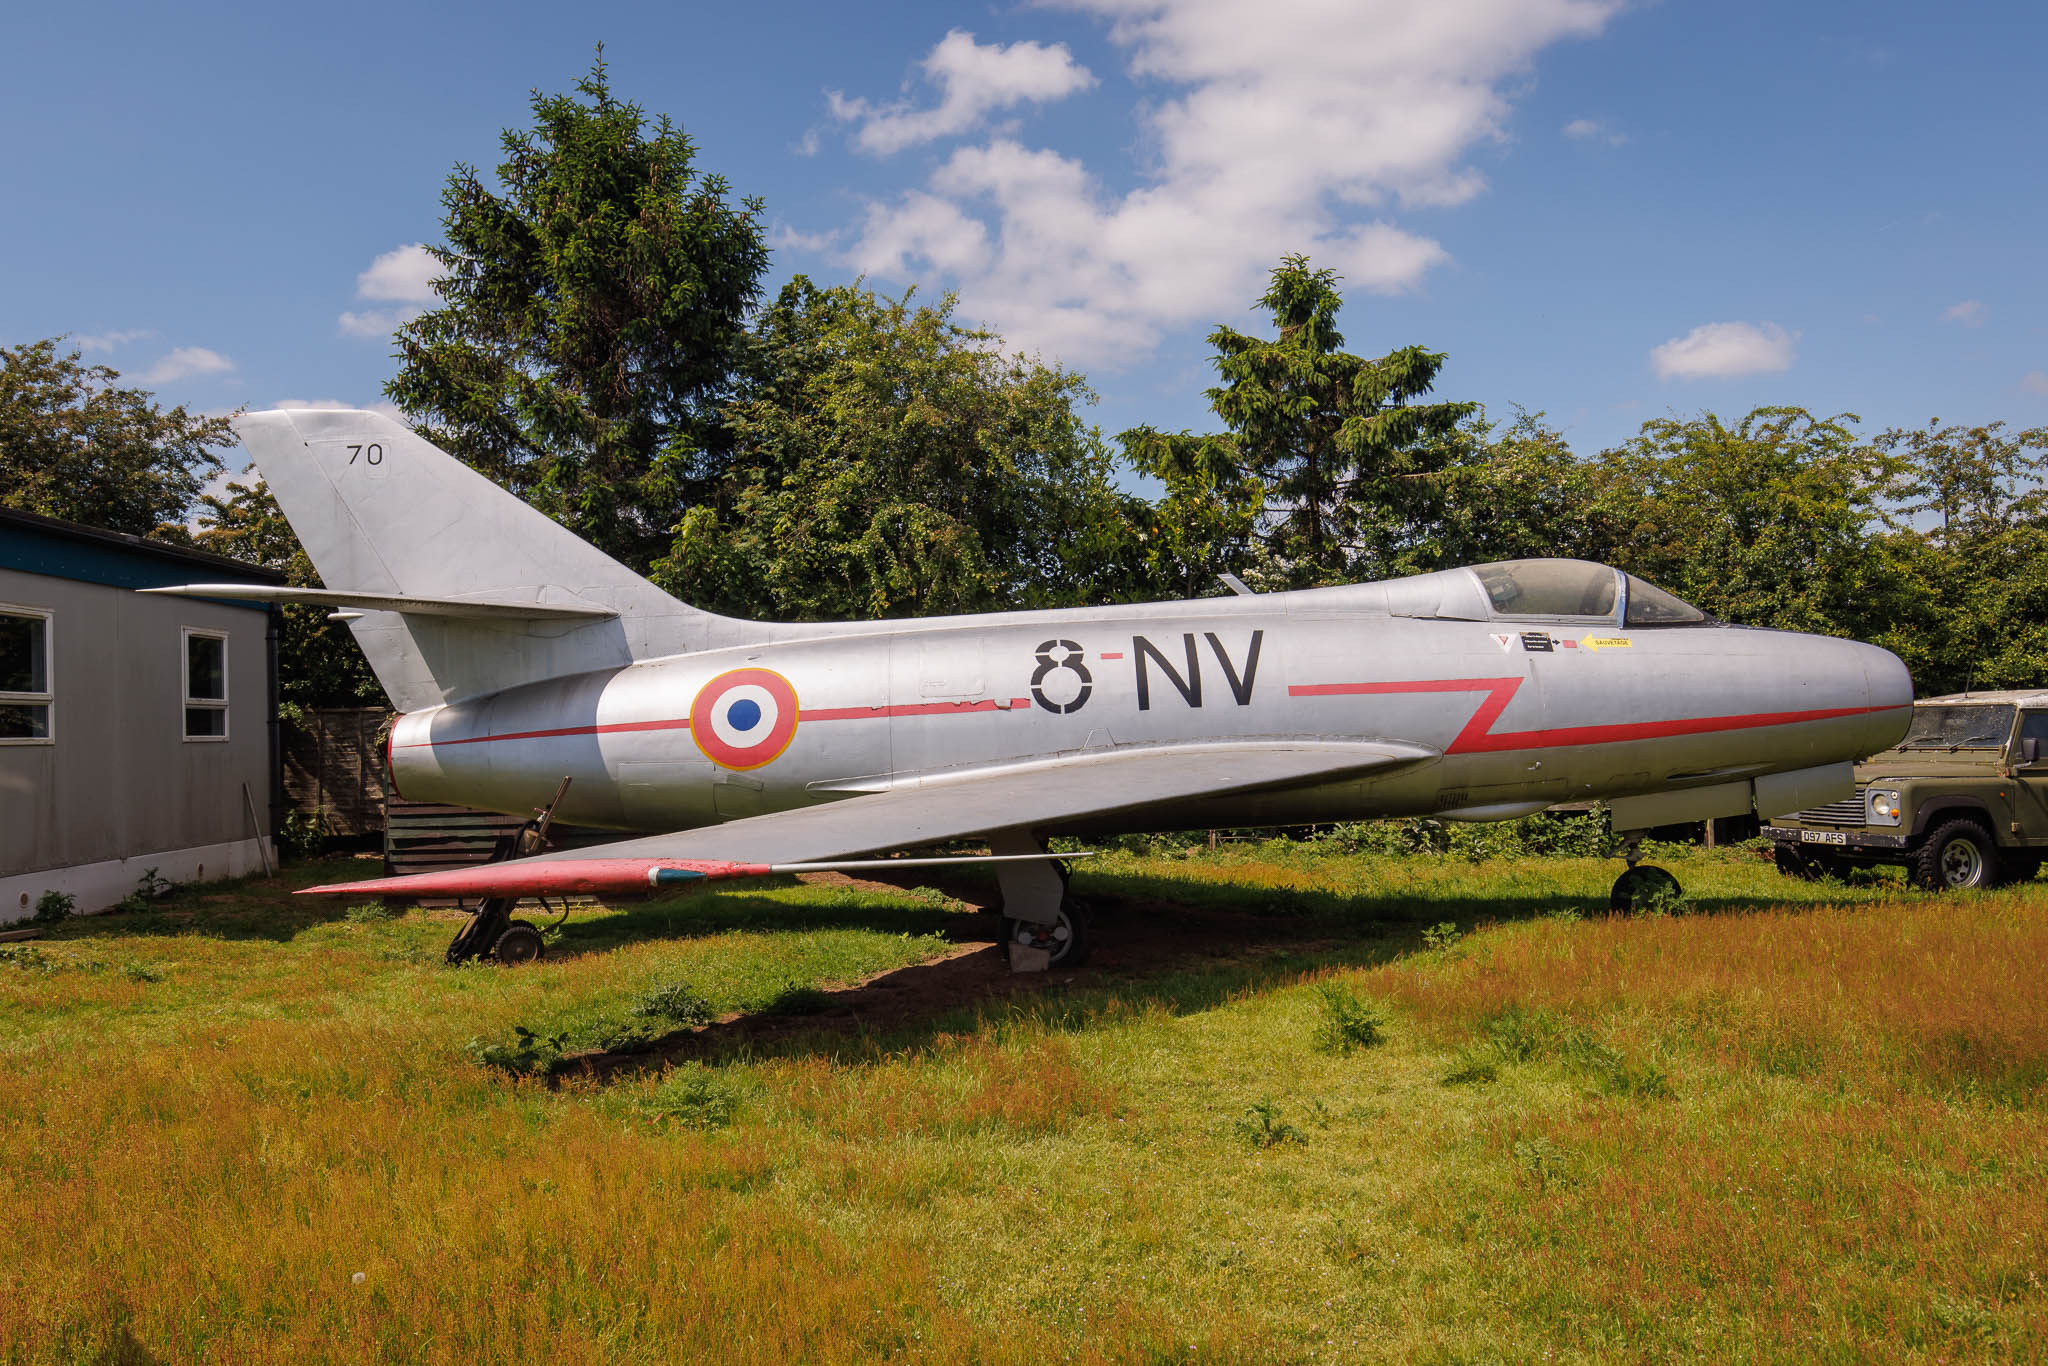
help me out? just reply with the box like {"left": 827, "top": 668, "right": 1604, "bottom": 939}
{"left": 659, "top": 278, "right": 1137, "bottom": 619}
{"left": 0, "top": 338, "right": 232, "bottom": 539}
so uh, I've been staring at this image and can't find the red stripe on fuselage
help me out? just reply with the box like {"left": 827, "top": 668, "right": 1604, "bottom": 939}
{"left": 392, "top": 697, "right": 1040, "bottom": 749}
{"left": 1289, "top": 676, "right": 1897, "bottom": 754}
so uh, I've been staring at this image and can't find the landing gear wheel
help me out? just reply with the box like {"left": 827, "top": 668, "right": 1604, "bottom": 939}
{"left": 1610, "top": 864, "right": 1681, "bottom": 913}
{"left": 1914, "top": 820, "right": 2000, "bottom": 891}
{"left": 1004, "top": 898, "right": 1090, "bottom": 969}
{"left": 446, "top": 896, "right": 515, "bottom": 964}
{"left": 493, "top": 922, "right": 544, "bottom": 966}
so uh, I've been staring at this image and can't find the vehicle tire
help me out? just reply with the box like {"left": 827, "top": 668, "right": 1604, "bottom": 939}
{"left": 493, "top": 923, "right": 545, "bottom": 966}
{"left": 1004, "top": 898, "right": 1090, "bottom": 968}
{"left": 1610, "top": 864, "right": 1682, "bottom": 913}
{"left": 1913, "top": 820, "right": 2000, "bottom": 891}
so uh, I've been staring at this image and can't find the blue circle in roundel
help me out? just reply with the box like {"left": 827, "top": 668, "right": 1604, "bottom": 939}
{"left": 726, "top": 698, "right": 763, "bottom": 732}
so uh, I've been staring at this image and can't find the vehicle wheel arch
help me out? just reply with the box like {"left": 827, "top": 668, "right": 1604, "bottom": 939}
{"left": 1908, "top": 797, "right": 1996, "bottom": 841}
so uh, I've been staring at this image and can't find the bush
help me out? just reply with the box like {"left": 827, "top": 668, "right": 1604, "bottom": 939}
{"left": 1311, "top": 982, "right": 1386, "bottom": 1054}
{"left": 32, "top": 890, "right": 75, "bottom": 925}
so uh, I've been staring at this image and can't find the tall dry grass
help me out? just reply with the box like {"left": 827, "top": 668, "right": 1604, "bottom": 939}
{"left": 0, "top": 1014, "right": 1186, "bottom": 1365}
{"left": 1365, "top": 890, "right": 2048, "bottom": 1100}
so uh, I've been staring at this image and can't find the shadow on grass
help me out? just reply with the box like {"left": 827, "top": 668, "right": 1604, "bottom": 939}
{"left": 553, "top": 880, "right": 1606, "bottom": 1084}
{"left": 541, "top": 887, "right": 982, "bottom": 959}
{"left": 44, "top": 859, "right": 381, "bottom": 945}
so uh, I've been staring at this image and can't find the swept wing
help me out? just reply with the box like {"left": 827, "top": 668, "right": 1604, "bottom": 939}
{"left": 310, "top": 739, "right": 1435, "bottom": 898}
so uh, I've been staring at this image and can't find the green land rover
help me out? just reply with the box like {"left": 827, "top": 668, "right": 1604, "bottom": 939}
{"left": 1765, "top": 690, "right": 2048, "bottom": 890}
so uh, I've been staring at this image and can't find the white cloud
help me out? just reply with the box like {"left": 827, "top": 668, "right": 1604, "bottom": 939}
{"left": 831, "top": 30, "right": 1096, "bottom": 155}
{"left": 141, "top": 346, "right": 236, "bottom": 384}
{"left": 2021, "top": 372, "right": 2048, "bottom": 397}
{"left": 1650, "top": 322, "right": 1798, "bottom": 381}
{"left": 72, "top": 328, "right": 153, "bottom": 354}
{"left": 770, "top": 221, "right": 839, "bottom": 255}
{"left": 339, "top": 243, "right": 440, "bottom": 339}
{"left": 1941, "top": 299, "right": 1985, "bottom": 327}
{"left": 337, "top": 309, "right": 417, "bottom": 339}
{"left": 1563, "top": 117, "right": 1626, "bottom": 145}
{"left": 835, "top": 0, "right": 1620, "bottom": 365}
{"left": 356, "top": 244, "right": 440, "bottom": 303}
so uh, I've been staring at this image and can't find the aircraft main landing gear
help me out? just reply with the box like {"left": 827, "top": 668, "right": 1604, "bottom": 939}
{"left": 443, "top": 778, "right": 572, "bottom": 966}
{"left": 991, "top": 828, "right": 1091, "bottom": 971}
{"left": 1003, "top": 897, "right": 1091, "bottom": 969}
{"left": 1609, "top": 833, "right": 1682, "bottom": 913}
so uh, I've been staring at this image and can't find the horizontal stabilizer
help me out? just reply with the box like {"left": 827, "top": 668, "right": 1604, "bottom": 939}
{"left": 140, "top": 584, "right": 616, "bottom": 622}
{"left": 304, "top": 851, "right": 1092, "bottom": 899}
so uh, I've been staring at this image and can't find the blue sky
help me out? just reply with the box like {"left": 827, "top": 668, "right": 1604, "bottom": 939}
{"left": 4, "top": 0, "right": 2044, "bottom": 486}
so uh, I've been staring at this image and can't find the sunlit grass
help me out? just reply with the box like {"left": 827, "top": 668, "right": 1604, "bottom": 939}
{"left": 2, "top": 845, "right": 2044, "bottom": 1362}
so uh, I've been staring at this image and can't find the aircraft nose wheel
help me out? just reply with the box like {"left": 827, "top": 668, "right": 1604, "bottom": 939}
{"left": 1610, "top": 864, "right": 1681, "bottom": 913}
{"left": 1004, "top": 898, "right": 1091, "bottom": 968}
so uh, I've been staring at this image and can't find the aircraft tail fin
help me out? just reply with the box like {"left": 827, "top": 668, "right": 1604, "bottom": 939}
{"left": 232, "top": 409, "right": 754, "bottom": 709}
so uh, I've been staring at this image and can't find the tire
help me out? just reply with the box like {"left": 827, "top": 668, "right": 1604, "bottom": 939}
{"left": 493, "top": 923, "right": 545, "bottom": 966}
{"left": 1611, "top": 864, "right": 1682, "bottom": 913}
{"left": 1913, "top": 819, "right": 2000, "bottom": 891}
{"left": 1004, "top": 898, "right": 1090, "bottom": 968}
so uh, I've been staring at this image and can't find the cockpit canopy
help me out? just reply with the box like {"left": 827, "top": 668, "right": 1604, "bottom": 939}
{"left": 1378, "top": 559, "right": 1709, "bottom": 626}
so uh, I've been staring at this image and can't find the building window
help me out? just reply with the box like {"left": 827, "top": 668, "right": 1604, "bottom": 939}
{"left": 184, "top": 628, "right": 228, "bottom": 740}
{"left": 0, "top": 607, "right": 52, "bottom": 743}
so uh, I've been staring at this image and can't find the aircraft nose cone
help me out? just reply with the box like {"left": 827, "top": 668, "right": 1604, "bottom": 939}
{"left": 1856, "top": 641, "right": 1914, "bottom": 752}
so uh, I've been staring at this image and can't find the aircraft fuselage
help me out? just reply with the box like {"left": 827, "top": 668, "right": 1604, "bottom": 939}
{"left": 389, "top": 575, "right": 1912, "bottom": 838}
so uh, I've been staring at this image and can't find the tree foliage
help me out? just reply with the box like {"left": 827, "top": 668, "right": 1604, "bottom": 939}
{"left": 1585, "top": 406, "right": 1911, "bottom": 637}
{"left": 0, "top": 338, "right": 232, "bottom": 539}
{"left": 658, "top": 278, "right": 1138, "bottom": 619}
{"left": 1127, "top": 255, "right": 1475, "bottom": 587}
{"left": 386, "top": 52, "right": 768, "bottom": 574}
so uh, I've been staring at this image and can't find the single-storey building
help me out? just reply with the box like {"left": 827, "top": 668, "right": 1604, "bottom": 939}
{"left": 1, "top": 506, "right": 283, "bottom": 920}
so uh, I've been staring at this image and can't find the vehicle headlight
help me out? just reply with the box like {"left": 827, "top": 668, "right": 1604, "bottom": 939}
{"left": 1867, "top": 789, "right": 1902, "bottom": 826}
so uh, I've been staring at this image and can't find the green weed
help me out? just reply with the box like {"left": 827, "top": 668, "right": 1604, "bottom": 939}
{"left": 632, "top": 979, "right": 715, "bottom": 1026}
{"left": 32, "top": 889, "right": 74, "bottom": 924}
{"left": 1230, "top": 1098, "right": 1306, "bottom": 1149}
{"left": 638, "top": 1064, "right": 743, "bottom": 1131}
{"left": 1310, "top": 980, "right": 1386, "bottom": 1054}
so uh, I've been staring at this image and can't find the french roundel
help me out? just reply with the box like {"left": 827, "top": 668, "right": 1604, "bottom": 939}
{"left": 690, "top": 668, "right": 800, "bottom": 771}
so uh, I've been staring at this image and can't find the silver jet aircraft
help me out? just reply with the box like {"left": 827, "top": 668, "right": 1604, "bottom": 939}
{"left": 153, "top": 410, "right": 1915, "bottom": 968}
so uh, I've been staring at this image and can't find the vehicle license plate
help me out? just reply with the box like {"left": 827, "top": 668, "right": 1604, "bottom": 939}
{"left": 1800, "top": 830, "right": 1848, "bottom": 845}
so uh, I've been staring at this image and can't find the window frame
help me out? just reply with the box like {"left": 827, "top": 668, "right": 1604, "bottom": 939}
{"left": 182, "top": 626, "right": 230, "bottom": 743}
{"left": 0, "top": 603, "right": 54, "bottom": 746}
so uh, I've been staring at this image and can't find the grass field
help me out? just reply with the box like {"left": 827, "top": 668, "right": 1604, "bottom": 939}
{"left": 2, "top": 842, "right": 2044, "bottom": 1363}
